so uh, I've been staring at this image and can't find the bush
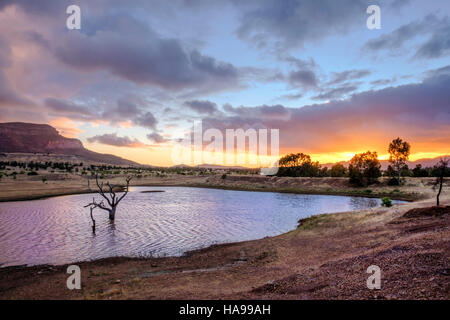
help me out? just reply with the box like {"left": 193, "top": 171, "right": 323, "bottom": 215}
{"left": 27, "top": 171, "right": 38, "bottom": 176}
{"left": 381, "top": 197, "right": 392, "bottom": 207}
{"left": 330, "top": 163, "right": 347, "bottom": 177}
{"left": 387, "top": 177, "right": 400, "bottom": 186}
{"left": 221, "top": 174, "right": 227, "bottom": 180}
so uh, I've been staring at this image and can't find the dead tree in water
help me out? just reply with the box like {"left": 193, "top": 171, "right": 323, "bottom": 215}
{"left": 84, "top": 197, "right": 103, "bottom": 233}
{"left": 433, "top": 158, "right": 449, "bottom": 206}
{"left": 87, "top": 174, "right": 132, "bottom": 220}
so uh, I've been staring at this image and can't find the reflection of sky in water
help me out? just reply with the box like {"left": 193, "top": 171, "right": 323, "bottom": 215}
{"left": 0, "top": 187, "right": 404, "bottom": 267}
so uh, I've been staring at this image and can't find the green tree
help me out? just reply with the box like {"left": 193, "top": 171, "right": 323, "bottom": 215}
{"left": 277, "top": 153, "right": 321, "bottom": 177}
{"left": 388, "top": 137, "right": 411, "bottom": 185}
{"left": 279, "top": 153, "right": 311, "bottom": 167}
{"left": 412, "top": 164, "right": 429, "bottom": 177}
{"left": 330, "top": 163, "right": 347, "bottom": 177}
{"left": 348, "top": 151, "right": 382, "bottom": 186}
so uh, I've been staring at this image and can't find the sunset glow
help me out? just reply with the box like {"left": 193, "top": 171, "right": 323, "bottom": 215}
{"left": 0, "top": 0, "right": 449, "bottom": 167}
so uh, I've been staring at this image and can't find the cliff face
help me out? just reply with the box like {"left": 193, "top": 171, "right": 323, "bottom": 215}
{"left": 0, "top": 122, "right": 83, "bottom": 153}
{"left": 0, "top": 122, "right": 138, "bottom": 166}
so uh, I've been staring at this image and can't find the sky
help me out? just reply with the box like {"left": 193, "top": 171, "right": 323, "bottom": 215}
{"left": 0, "top": 0, "right": 449, "bottom": 166}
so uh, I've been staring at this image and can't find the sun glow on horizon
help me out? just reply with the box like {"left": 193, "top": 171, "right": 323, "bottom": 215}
{"left": 83, "top": 137, "right": 450, "bottom": 168}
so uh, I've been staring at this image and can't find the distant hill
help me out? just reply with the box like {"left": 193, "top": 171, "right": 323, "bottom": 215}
{"left": 196, "top": 164, "right": 249, "bottom": 170}
{"left": 171, "top": 164, "right": 250, "bottom": 170}
{"left": 0, "top": 122, "right": 139, "bottom": 166}
{"left": 322, "top": 157, "right": 449, "bottom": 170}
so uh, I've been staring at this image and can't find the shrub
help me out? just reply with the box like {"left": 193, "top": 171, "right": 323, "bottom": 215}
{"left": 381, "top": 197, "right": 392, "bottom": 207}
{"left": 27, "top": 171, "right": 38, "bottom": 176}
{"left": 330, "top": 163, "right": 347, "bottom": 177}
{"left": 221, "top": 174, "right": 227, "bottom": 180}
{"left": 387, "top": 177, "right": 400, "bottom": 186}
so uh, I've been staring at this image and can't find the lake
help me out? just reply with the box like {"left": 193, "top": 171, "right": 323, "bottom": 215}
{"left": 0, "top": 186, "right": 403, "bottom": 267}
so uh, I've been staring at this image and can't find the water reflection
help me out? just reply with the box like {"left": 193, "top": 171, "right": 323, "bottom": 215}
{"left": 0, "top": 187, "right": 404, "bottom": 267}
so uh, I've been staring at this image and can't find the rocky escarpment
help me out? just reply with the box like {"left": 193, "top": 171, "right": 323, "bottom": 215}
{"left": 0, "top": 122, "right": 138, "bottom": 166}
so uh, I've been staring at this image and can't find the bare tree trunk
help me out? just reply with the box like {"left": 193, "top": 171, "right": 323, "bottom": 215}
{"left": 90, "top": 207, "right": 96, "bottom": 233}
{"left": 108, "top": 206, "right": 117, "bottom": 220}
{"left": 437, "top": 176, "right": 443, "bottom": 206}
{"left": 86, "top": 174, "right": 132, "bottom": 223}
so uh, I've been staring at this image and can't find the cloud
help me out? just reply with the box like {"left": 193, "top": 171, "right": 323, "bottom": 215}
{"left": 200, "top": 66, "right": 450, "bottom": 155}
{"left": 45, "top": 97, "right": 94, "bottom": 117}
{"left": 0, "top": 0, "right": 68, "bottom": 15}
{"left": 54, "top": 26, "right": 239, "bottom": 92}
{"left": 327, "top": 70, "right": 371, "bottom": 85}
{"left": 223, "top": 103, "right": 290, "bottom": 120}
{"left": 133, "top": 112, "right": 157, "bottom": 130}
{"left": 0, "top": 36, "right": 34, "bottom": 107}
{"left": 49, "top": 117, "right": 83, "bottom": 138}
{"left": 184, "top": 100, "right": 218, "bottom": 115}
{"left": 415, "top": 25, "right": 450, "bottom": 59}
{"left": 363, "top": 14, "right": 450, "bottom": 59}
{"left": 312, "top": 84, "right": 360, "bottom": 101}
{"left": 288, "top": 70, "right": 318, "bottom": 89}
{"left": 87, "top": 133, "right": 147, "bottom": 148}
{"left": 281, "top": 93, "right": 303, "bottom": 100}
{"left": 234, "top": 0, "right": 372, "bottom": 50}
{"left": 281, "top": 56, "right": 319, "bottom": 90}
{"left": 114, "top": 97, "right": 142, "bottom": 117}
{"left": 43, "top": 95, "right": 159, "bottom": 130}
{"left": 370, "top": 78, "right": 397, "bottom": 86}
{"left": 0, "top": 72, "right": 34, "bottom": 107}
{"left": 238, "top": 66, "right": 285, "bottom": 83}
{"left": 147, "top": 132, "right": 167, "bottom": 144}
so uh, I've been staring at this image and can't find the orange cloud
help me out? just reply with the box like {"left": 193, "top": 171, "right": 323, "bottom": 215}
{"left": 50, "top": 117, "right": 83, "bottom": 138}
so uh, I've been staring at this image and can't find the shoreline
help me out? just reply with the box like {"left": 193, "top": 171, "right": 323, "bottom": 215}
{"left": 0, "top": 175, "right": 426, "bottom": 202}
{"left": 0, "top": 195, "right": 448, "bottom": 299}
{"left": 0, "top": 196, "right": 409, "bottom": 270}
{"left": 0, "top": 175, "right": 448, "bottom": 299}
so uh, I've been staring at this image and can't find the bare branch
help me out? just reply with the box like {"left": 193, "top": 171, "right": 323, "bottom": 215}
{"left": 94, "top": 173, "right": 113, "bottom": 207}
{"left": 84, "top": 198, "right": 109, "bottom": 212}
{"left": 106, "top": 181, "right": 116, "bottom": 205}
{"left": 85, "top": 174, "right": 132, "bottom": 221}
{"left": 117, "top": 176, "right": 133, "bottom": 204}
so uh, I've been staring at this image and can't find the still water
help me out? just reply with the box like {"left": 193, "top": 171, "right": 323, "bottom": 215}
{"left": 0, "top": 187, "right": 402, "bottom": 267}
